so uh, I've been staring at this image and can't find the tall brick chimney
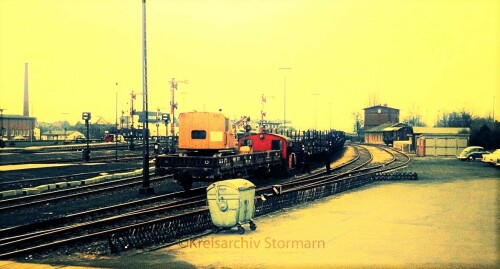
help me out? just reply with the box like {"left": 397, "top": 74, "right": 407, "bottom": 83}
{"left": 23, "top": 63, "right": 29, "bottom": 116}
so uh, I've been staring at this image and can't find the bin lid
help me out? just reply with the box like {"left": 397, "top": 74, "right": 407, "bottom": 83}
{"left": 206, "top": 178, "right": 256, "bottom": 193}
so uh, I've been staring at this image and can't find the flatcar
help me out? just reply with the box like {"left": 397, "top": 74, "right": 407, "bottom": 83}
{"left": 155, "top": 111, "right": 346, "bottom": 190}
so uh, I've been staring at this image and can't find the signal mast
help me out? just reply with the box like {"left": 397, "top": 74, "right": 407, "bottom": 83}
{"left": 129, "top": 90, "right": 136, "bottom": 150}
{"left": 169, "top": 78, "right": 188, "bottom": 136}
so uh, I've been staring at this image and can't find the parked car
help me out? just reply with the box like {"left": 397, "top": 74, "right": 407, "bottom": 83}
{"left": 481, "top": 149, "right": 500, "bottom": 166}
{"left": 457, "top": 146, "right": 489, "bottom": 161}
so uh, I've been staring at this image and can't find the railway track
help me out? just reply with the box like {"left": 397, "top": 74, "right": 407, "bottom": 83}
{"left": 0, "top": 150, "right": 144, "bottom": 166}
{"left": 0, "top": 171, "right": 166, "bottom": 212}
{"left": 0, "top": 144, "right": 413, "bottom": 259}
{"left": 0, "top": 167, "right": 143, "bottom": 191}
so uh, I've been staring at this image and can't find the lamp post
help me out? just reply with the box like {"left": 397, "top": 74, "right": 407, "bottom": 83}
{"left": 279, "top": 67, "right": 291, "bottom": 134}
{"left": 328, "top": 102, "right": 333, "bottom": 130}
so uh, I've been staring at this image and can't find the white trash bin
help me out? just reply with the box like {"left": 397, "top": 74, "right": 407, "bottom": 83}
{"left": 206, "top": 179, "right": 257, "bottom": 234}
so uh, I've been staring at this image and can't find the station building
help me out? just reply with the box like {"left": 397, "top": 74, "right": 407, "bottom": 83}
{"left": 0, "top": 114, "right": 37, "bottom": 140}
{"left": 362, "top": 104, "right": 401, "bottom": 144}
{"left": 363, "top": 105, "right": 400, "bottom": 130}
{"left": 41, "top": 130, "right": 85, "bottom": 141}
{"left": 364, "top": 122, "right": 405, "bottom": 144}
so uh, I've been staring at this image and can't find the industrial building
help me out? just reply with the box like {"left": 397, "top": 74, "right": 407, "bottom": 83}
{"left": 0, "top": 63, "right": 38, "bottom": 142}
{"left": 0, "top": 113, "right": 37, "bottom": 140}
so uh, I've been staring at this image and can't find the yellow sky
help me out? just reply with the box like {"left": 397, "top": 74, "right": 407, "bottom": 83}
{"left": 0, "top": 0, "right": 498, "bottom": 131}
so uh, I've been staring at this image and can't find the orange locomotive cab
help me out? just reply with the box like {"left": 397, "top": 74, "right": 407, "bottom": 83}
{"left": 178, "top": 112, "right": 236, "bottom": 155}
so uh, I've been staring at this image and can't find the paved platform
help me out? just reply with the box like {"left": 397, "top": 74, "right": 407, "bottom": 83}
{"left": 161, "top": 178, "right": 498, "bottom": 268}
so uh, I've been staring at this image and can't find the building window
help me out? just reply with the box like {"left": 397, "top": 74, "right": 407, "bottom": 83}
{"left": 378, "top": 109, "right": 381, "bottom": 113}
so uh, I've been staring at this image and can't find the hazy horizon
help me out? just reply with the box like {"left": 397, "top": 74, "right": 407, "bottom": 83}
{"left": 1, "top": 0, "right": 498, "bottom": 131}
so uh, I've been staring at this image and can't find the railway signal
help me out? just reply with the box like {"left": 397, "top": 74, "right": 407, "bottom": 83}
{"left": 81, "top": 112, "right": 91, "bottom": 162}
{"left": 129, "top": 91, "right": 136, "bottom": 151}
{"left": 162, "top": 113, "right": 171, "bottom": 153}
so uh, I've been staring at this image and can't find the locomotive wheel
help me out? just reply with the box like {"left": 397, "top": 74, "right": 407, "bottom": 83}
{"left": 238, "top": 226, "right": 245, "bottom": 234}
{"left": 249, "top": 222, "right": 257, "bottom": 231}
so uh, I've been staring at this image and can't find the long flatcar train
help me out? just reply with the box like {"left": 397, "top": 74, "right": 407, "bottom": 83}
{"left": 155, "top": 111, "right": 345, "bottom": 190}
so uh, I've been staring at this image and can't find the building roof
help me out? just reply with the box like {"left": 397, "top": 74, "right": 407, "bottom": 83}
{"left": 382, "top": 125, "right": 408, "bottom": 132}
{"left": 42, "top": 130, "right": 81, "bottom": 136}
{"left": 0, "top": 114, "right": 37, "bottom": 120}
{"left": 413, "top": 127, "right": 470, "bottom": 135}
{"left": 363, "top": 105, "right": 399, "bottom": 111}
{"left": 364, "top": 122, "right": 403, "bottom": 133}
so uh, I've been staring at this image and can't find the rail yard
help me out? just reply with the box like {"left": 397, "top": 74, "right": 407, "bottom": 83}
{"left": 1, "top": 138, "right": 497, "bottom": 268}
{"left": 1, "top": 1, "right": 497, "bottom": 268}
{"left": 0, "top": 138, "right": 413, "bottom": 258}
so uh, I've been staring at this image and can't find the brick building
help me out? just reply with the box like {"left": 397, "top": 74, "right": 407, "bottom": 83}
{"left": 0, "top": 114, "right": 37, "bottom": 140}
{"left": 363, "top": 105, "right": 399, "bottom": 130}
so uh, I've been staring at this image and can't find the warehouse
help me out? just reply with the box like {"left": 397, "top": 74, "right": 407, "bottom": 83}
{"left": 414, "top": 127, "right": 470, "bottom": 157}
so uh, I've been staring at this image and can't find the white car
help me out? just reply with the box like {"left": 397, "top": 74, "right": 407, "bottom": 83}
{"left": 481, "top": 149, "right": 500, "bottom": 166}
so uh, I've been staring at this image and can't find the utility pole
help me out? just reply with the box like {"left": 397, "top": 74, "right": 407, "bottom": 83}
{"left": 312, "top": 93, "right": 320, "bottom": 130}
{"left": 129, "top": 91, "right": 136, "bottom": 151}
{"left": 0, "top": 108, "right": 5, "bottom": 147}
{"left": 140, "top": 0, "right": 153, "bottom": 194}
{"left": 115, "top": 82, "right": 119, "bottom": 162}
